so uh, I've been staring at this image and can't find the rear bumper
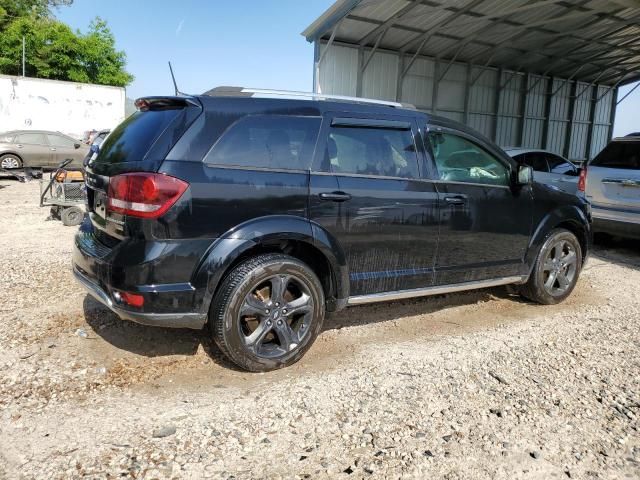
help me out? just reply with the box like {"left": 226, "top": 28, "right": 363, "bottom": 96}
{"left": 73, "top": 266, "right": 207, "bottom": 329}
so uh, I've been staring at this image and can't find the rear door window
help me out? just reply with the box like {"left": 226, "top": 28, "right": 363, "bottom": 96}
{"left": 521, "top": 152, "right": 549, "bottom": 172}
{"left": 546, "top": 154, "right": 576, "bottom": 175}
{"left": 47, "top": 134, "right": 76, "bottom": 148}
{"left": 325, "top": 125, "right": 419, "bottom": 178}
{"left": 16, "top": 133, "right": 47, "bottom": 145}
{"left": 95, "top": 109, "right": 182, "bottom": 164}
{"left": 591, "top": 142, "right": 640, "bottom": 170}
{"left": 204, "top": 115, "right": 321, "bottom": 170}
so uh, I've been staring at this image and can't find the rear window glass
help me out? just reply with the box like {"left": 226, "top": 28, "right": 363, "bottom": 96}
{"left": 204, "top": 115, "right": 321, "bottom": 170}
{"left": 95, "top": 110, "right": 180, "bottom": 163}
{"left": 591, "top": 141, "right": 640, "bottom": 170}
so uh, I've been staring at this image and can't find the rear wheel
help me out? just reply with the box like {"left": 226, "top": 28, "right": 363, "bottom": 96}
{"left": 520, "top": 228, "right": 582, "bottom": 304}
{"left": 0, "top": 154, "right": 22, "bottom": 169}
{"left": 210, "top": 253, "right": 325, "bottom": 372}
{"left": 60, "top": 206, "right": 84, "bottom": 226}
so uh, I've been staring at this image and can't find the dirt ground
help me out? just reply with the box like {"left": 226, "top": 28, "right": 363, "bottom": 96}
{"left": 1, "top": 177, "right": 639, "bottom": 479}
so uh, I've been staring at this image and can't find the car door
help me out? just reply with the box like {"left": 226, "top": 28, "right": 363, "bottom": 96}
{"left": 545, "top": 153, "right": 579, "bottom": 194}
{"left": 14, "top": 132, "right": 53, "bottom": 167}
{"left": 425, "top": 126, "right": 533, "bottom": 285}
{"left": 587, "top": 139, "right": 640, "bottom": 220}
{"left": 308, "top": 113, "right": 440, "bottom": 297}
{"left": 47, "top": 133, "right": 84, "bottom": 167}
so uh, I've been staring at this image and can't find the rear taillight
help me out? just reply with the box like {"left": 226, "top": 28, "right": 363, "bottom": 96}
{"left": 578, "top": 167, "right": 587, "bottom": 192}
{"left": 107, "top": 173, "right": 188, "bottom": 219}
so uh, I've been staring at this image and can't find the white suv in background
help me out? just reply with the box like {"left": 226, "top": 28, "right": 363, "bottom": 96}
{"left": 583, "top": 135, "right": 640, "bottom": 239}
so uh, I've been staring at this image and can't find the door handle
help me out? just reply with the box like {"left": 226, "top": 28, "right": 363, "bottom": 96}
{"left": 444, "top": 195, "right": 466, "bottom": 205}
{"left": 319, "top": 191, "right": 352, "bottom": 202}
{"left": 50, "top": 148, "right": 57, "bottom": 151}
{"left": 602, "top": 178, "right": 640, "bottom": 187}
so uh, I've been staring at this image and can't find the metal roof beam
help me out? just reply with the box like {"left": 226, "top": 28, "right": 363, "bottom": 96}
{"left": 357, "top": 0, "right": 428, "bottom": 47}
{"left": 340, "top": 7, "right": 635, "bottom": 83}
{"left": 397, "top": 0, "right": 485, "bottom": 53}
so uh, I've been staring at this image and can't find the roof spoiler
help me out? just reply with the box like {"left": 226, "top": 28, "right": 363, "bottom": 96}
{"left": 134, "top": 96, "right": 201, "bottom": 111}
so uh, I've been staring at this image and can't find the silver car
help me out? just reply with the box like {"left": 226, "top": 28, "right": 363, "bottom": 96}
{"left": 504, "top": 148, "right": 580, "bottom": 195}
{"left": 0, "top": 130, "right": 88, "bottom": 169}
{"left": 584, "top": 136, "right": 640, "bottom": 239}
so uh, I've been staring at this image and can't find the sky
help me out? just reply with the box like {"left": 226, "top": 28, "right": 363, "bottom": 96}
{"left": 56, "top": 0, "right": 638, "bottom": 137}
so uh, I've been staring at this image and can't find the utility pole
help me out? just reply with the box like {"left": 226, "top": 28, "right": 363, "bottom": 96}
{"left": 22, "top": 36, "right": 26, "bottom": 77}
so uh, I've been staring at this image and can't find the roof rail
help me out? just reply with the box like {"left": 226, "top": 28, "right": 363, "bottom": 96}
{"left": 203, "top": 86, "right": 415, "bottom": 109}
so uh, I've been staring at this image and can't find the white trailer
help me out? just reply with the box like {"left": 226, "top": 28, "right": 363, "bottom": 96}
{"left": 0, "top": 75, "right": 126, "bottom": 140}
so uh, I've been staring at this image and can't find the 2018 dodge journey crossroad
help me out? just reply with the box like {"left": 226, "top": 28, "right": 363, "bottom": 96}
{"left": 73, "top": 87, "right": 592, "bottom": 371}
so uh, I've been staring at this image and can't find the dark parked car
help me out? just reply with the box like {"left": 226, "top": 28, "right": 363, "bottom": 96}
{"left": 0, "top": 130, "right": 88, "bottom": 169}
{"left": 73, "top": 88, "right": 592, "bottom": 371}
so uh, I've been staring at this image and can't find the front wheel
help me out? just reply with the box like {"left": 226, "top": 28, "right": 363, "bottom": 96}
{"left": 210, "top": 253, "right": 325, "bottom": 372}
{"left": 0, "top": 154, "right": 22, "bottom": 169}
{"left": 520, "top": 228, "right": 582, "bottom": 305}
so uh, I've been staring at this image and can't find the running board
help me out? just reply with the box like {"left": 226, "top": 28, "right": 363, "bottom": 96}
{"left": 347, "top": 276, "right": 528, "bottom": 306}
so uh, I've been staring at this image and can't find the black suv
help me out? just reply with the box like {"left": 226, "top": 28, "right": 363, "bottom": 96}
{"left": 73, "top": 87, "right": 591, "bottom": 371}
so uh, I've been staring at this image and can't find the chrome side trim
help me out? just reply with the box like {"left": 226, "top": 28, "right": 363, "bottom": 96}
{"left": 347, "top": 276, "right": 527, "bottom": 306}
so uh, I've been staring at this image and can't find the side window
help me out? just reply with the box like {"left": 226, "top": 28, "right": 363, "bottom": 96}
{"left": 591, "top": 142, "right": 640, "bottom": 170}
{"left": 523, "top": 152, "right": 549, "bottom": 173}
{"left": 47, "top": 134, "right": 76, "bottom": 148}
{"left": 16, "top": 133, "right": 47, "bottom": 145}
{"left": 546, "top": 154, "right": 576, "bottom": 175}
{"left": 427, "top": 131, "right": 510, "bottom": 186}
{"left": 205, "top": 115, "right": 321, "bottom": 170}
{"left": 324, "top": 126, "right": 419, "bottom": 179}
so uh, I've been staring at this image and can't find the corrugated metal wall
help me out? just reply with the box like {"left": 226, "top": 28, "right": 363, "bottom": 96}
{"left": 317, "top": 42, "right": 616, "bottom": 161}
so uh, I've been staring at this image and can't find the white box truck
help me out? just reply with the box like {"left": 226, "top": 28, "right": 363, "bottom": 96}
{"left": 0, "top": 74, "right": 126, "bottom": 140}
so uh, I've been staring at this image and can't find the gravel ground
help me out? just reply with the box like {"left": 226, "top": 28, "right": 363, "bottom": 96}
{"left": 1, "top": 177, "right": 639, "bottom": 480}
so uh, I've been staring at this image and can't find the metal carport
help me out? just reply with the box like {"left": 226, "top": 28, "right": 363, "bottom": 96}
{"left": 302, "top": 0, "right": 640, "bottom": 162}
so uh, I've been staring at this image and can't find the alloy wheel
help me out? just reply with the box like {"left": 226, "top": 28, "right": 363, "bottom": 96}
{"left": 542, "top": 240, "right": 578, "bottom": 296}
{"left": 0, "top": 156, "right": 20, "bottom": 169}
{"left": 238, "top": 274, "right": 314, "bottom": 359}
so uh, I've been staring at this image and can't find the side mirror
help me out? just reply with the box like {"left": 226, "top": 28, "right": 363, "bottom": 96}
{"left": 74, "top": 143, "right": 81, "bottom": 149}
{"left": 516, "top": 165, "right": 533, "bottom": 185}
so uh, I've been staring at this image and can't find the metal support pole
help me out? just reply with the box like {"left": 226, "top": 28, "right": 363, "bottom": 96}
{"left": 493, "top": 68, "right": 503, "bottom": 143}
{"left": 518, "top": 73, "right": 530, "bottom": 146}
{"left": 585, "top": 85, "right": 598, "bottom": 161}
{"left": 463, "top": 63, "right": 472, "bottom": 126}
{"left": 608, "top": 86, "right": 619, "bottom": 143}
{"left": 313, "top": 41, "right": 320, "bottom": 93}
{"left": 432, "top": 57, "right": 440, "bottom": 114}
{"left": 22, "top": 36, "right": 26, "bottom": 77}
{"left": 396, "top": 53, "right": 404, "bottom": 102}
{"left": 356, "top": 47, "right": 364, "bottom": 97}
{"left": 563, "top": 80, "right": 578, "bottom": 159}
{"left": 616, "top": 81, "right": 640, "bottom": 105}
{"left": 541, "top": 77, "right": 554, "bottom": 149}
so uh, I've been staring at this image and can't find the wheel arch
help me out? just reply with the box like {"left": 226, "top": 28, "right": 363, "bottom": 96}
{"left": 193, "top": 215, "right": 349, "bottom": 316}
{"left": 0, "top": 151, "right": 23, "bottom": 165}
{"left": 526, "top": 205, "right": 591, "bottom": 270}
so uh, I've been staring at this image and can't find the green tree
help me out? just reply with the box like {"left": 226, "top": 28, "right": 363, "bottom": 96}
{"left": 0, "top": 1, "right": 133, "bottom": 87}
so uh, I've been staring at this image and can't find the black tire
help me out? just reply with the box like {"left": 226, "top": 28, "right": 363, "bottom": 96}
{"left": 520, "top": 228, "right": 582, "bottom": 305}
{"left": 0, "top": 154, "right": 22, "bottom": 170}
{"left": 60, "top": 206, "right": 84, "bottom": 226}
{"left": 210, "top": 253, "right": 325, "bottom": 372}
